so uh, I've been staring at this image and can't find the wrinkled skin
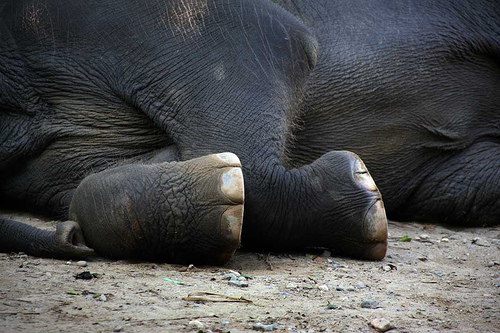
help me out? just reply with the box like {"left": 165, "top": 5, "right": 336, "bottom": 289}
{"left": 0, "top": 0, "right": 387, "bottom": 264}
{"left": 277, "top": 0, "right": 500, "bottom": 226}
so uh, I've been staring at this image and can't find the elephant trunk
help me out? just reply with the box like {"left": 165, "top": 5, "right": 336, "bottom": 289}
{"left": 0, "top": 217, "right": 94, "bottom": 259}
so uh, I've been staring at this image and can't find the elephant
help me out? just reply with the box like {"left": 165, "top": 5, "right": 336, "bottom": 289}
{"left": 1, "top": 0, "right": 498, "bottom": 265}
{"left": 0, "top": 0, "right": 387, "bottom": 264}
{"left": 276, "top": 0, "right": 500, "bottom": 226}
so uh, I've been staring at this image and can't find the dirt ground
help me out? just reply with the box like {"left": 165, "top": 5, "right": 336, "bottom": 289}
{"left": 1, "top": 211, "right": 499, "bottom": 333}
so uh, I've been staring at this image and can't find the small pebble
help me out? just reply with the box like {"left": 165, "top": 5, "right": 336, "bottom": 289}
{"left": 357, "top": 282, "right": 366, "bottom": 289}
{"left": 370, "top": 317, "right": 393, "bottom": 332}
{"left": 346, "top": 286, "right": 356, "bottom": 291}
{"left": 99, "top": 294, "right": 107, "bottom": 302}
{"left": 318, "top": 284, "right": 329, "bottom": 291}
{"left": 252, "top": 322, "right": 278, "bottom": 331}
{"left": 76, "top": 261, "right": 88, "bottom": 267}
{"left": 441, "top": 238, "right": 449, "bottom": 243}
{"left": 361, "top": 299, "right": 379, "bottom": 309}
{"left": 65, "top": 261, "right": 72, "bottom": 265}
{"left": 336, "top": 285, "right": 345, "bottom": 291}
{"left": 382, "top": 265, "right": 391, "bottom": 272}
{"left": 420, "top": 234, "right": 429, "bottom": 240}
{"left": 189, "top": 320, "right": 204, "bottom": 329}
{"left": 113, "top": 326, "right": 123, "bottom": 332}
{"left": 286, "top": 283, "right": 298, "bottom": 289}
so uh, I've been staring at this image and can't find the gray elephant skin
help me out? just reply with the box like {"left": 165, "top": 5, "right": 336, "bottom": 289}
{"left": 0, "top": 0, "right": 497, "bottom": 265}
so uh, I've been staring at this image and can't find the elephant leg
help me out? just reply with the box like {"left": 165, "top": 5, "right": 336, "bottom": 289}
{"left": 398, "top": 142, "right": 500, "bottom": 226}
{"left": 242, "top": 150, "right": 388, "bottom": 260}
{"left": 0, "top": 218, "right": 94, "bottom": 259}
{"left": 69, "top": 153, "right": 244, "bottom": 265}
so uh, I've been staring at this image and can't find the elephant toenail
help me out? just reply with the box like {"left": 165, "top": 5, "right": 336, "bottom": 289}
{"left": 220, "top": 206, "right": 244, "bottom": 242}
{"left": 354, "top": 159, "right": 377, "bottom": 191}
{"left": 216, "top": 152, "right": 241, "bottom": 166}
{"left": 220, "top": 168, "right": 244, "bottom": 204}
{"left": 363, "top": 200, "right": 388, "bottom": 243}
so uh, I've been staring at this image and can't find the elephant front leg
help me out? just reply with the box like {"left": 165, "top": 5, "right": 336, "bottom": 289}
{"left": 69, "top": 153, "right": 244, "bottom": 265}
{"left": 242, "top": 151, "right": 388, "bottom": 260}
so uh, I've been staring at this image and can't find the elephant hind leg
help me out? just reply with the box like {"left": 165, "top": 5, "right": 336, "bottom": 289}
{"left": 69, "top": 153, "right": 245, "bottom": 265}
{"left": 399, "top": 141, "right": 500, "bottom": 226}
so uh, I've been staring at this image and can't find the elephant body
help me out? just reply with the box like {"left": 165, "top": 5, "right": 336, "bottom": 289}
{"left": 279, "top": 0, "right": 500, "bottom": 225}
{"left": 0, "top": 0, "right": 497, "bottom": 264}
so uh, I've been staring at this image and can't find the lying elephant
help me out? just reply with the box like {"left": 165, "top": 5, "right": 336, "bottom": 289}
{"left": 0, "top": 0, "right": 387, "bottom": 264}
{"left": 0, "top": 0, "right": 497, "bottom": 265}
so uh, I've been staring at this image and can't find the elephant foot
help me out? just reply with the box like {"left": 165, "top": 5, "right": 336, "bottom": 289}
{"left": 69, "top": 153, "right": 244, "bottom": 265}
{"left": 336, "top": 198, "right": 388, "bottom": 260}
{"left": 242, "top": 151, "right": 387, "bottom": 260}
{"left": 333, "top": 157, "right": 388, "bottom": 260}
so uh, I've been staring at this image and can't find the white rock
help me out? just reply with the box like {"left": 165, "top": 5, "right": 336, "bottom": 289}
{"left": 317, "top": 284, "right": 329, "bottom": 291}
{"left": 76, "top": 260, "right": 88, "bottom": 267}
{"left": 357, "top": 282, "right": 366, "bottom": 289}
{"left": 189, "top": 320, "right": 204, "bottom": 329}
{"left": 370, "top": 317, "right": 393, "bottom": 332}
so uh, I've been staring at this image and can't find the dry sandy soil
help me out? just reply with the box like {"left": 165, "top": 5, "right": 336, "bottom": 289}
{"left": 1, "top": 211, "right": 499, "bottom": 333}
